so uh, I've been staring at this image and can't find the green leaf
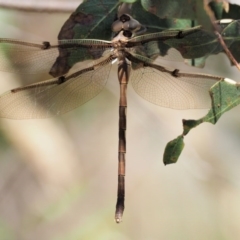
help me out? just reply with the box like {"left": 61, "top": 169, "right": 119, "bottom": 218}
{"left": 141, "top": 0, "right": 198, "bottom": 19}
{"left": 139, "top": 0, "right": 240, "bottom": 63}
{"left": 164, "top": 79, "right": 240, "bottom": 164}
{"left": 51, "top": 1, "right": 240, "bottom": 75}
{"left": 163, "top": 20, "right": 240, "bottom": 67}
{"left": 50, "top": 0, "right": 119, "bottom": 77}
{"left": 163, "top": 135, "right": 185, "bottom": 165}
{"left": 140, "top": 0, "right": 240, "bottom": 21}
{"left": 185, "top": 79, "right": 240, "bottom": 130}
{"left": 162, "top": 25, "right": 218, "bottom": 64}
{"left": 139, "top": 0, "right": 227, "bottom": 31}
{"left": 59, "top": 0, "right": 119, "bottom": 40}
{"left": 131, "top": 1, "right": 192, "bottom": 32}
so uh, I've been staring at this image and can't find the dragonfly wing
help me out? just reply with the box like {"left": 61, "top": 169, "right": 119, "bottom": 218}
{"left": 127, "top": 26, "right": 219, "bottom": 67}
{"left": 0, "top": 39, "right": 112, "bottom": 76}
{"left": 0, "top": 54, "right": 113, "bottom": 119}
{"left": 130, "top": 57, "right": 222, "bottom": 109}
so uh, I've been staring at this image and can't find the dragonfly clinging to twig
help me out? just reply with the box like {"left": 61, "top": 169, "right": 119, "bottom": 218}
{"left": 0, "top": 2, "right": 227, "bottom": 223}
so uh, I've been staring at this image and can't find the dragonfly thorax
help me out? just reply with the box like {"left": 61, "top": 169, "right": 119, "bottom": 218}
{"left": 111, "top": 31, "right": 129, "bottom": 50}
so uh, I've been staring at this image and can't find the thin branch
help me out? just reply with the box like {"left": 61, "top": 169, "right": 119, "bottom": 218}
{"left": 204, "top": 0, "right": 240, "bottom": 71}
{"left": 215, "top": 31, "right": 240, "bottom": 70}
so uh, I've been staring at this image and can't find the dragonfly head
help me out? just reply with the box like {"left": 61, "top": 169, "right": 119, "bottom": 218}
{"left": 112, "top": 14, "right": 142, "bottom": 36}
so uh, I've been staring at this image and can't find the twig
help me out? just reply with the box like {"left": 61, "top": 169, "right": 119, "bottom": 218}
{"left": 204, "top": 0, "right": 240, "bottom": 71}
{"left": 215, "top": 31, "right": 240, "bottom": 70}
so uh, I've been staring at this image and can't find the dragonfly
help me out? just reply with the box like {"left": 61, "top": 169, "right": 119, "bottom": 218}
{"left": 0, "top": 4, "right": 226, "bottom": 223}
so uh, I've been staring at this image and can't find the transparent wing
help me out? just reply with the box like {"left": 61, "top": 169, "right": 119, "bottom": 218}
{"left": 0, "top": 54, "right": 113, "bottom": 119}
{"left": 0, "top": 39, "right": 112, "bottom": 76}
{"left": 130, "top": 56, "right": 222, "bottom": 109}
{"left": 127, "top": 27, "right": 216, "bottom": 67}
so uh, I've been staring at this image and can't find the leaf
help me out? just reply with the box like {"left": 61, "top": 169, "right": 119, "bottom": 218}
{"left": 164, "top": 20, "right": 240, "bottom": 67}
{"left": 50, "top": 0, "right": 119, "bottom": 77}
{"left": 50, "top": 1, "right": 240, "bottom": 75}
{"left": 163, "top": 78, "right": 240, "bottom": 164}
{"left": 185, "top": 78, "right": 240, "bottom": 131}
{"left": 163, "top": 26, "right": 218, "bottom": 62}
{"left": 131, "top": 19, "right": 240, "bottom": 68}
{"left": 163, "top": 135, "right": 184, "bottom": 165}
{"left": 141, "top": 0, "right": 199, "bottom": 19}
{"left": 141, "top": 0, "right": 240, "bottom": 21}
{"left": 58, "top": 0, "right": 119, "bottom": 40}
{"left": 139, "top": 0, "right": 240, "bottom": 63}
{"left": 131, "top": 0, "right": 193, "bottom": 32}
{"left": 140, "top": 0, "right": 226, "bottom": 31}
{"left": 130, "top": 2, "right": 240, "bottom": 67}
{"left": 129, "top": 0, "right": 193, "bottom": 59}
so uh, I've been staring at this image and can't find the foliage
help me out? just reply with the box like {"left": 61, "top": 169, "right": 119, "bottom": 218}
{"left": 164, "top": 79, "right": 240, "bottom": 164}
{"left": 53, "top": 0, "right": 240, "bottom": 163}
{"left": 57, "top": 0, "right": 240, "bottom": 68}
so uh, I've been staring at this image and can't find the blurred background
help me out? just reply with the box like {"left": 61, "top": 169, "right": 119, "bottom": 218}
{"left": 0, "top": 1, "right": 240, "bottom": 240}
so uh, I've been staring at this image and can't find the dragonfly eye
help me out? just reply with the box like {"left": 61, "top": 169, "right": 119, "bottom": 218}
{"left": 119, "top": 14, "right": 131, "bottom": 23}
{"left": 112, "top": 21, "right": 123, "bottom": 33}
{"left": 126, "top": 19, "right": 141, "bottom": 32}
